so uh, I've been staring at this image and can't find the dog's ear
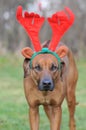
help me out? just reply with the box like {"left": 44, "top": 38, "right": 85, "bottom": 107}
{"left": 21, "top": 47, "right": 34, "bottom": 59}
{"left": 55, "top": 46, "right": 68, "bottom": 58}
{"left": 60, "top": 61, "right": 66, "bottom": 81}
{"left": 23, "top": 58, "right": 30, "bottom": 78}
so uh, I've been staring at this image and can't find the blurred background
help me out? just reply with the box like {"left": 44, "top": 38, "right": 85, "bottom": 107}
{"left": 0, "top": 0, "right": 86, "bottom": 58}
{"left": 0, "top": 0, "right": 86, "bottom": 130}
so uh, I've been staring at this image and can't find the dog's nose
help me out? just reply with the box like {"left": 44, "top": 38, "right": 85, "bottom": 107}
{"left": 43, "top": 80, "right": 51, "bottom": 87}
{"left": 38, "top": 76, "right": 54, "bottom": 91}
{"left": 42, "top": 80, "right": 52, "bottom": 91}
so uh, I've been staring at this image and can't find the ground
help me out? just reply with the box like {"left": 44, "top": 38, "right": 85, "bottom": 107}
{"left": 0, "top": 55, "right": 86, "bottom": 130}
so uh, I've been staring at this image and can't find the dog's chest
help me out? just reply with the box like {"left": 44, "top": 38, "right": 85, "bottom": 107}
{"left": 41, "top": 97, "right": 50, "bottom": 105}
{"left": 38, "top": 92, "right": 64, "bottom": 106}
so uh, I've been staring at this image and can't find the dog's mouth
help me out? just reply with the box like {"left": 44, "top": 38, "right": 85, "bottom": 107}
{"left": 39, "top": 86, "right": 54, "bottom": 91}
{"left": 38, "top": 86, "right": 54, "bottom": 91}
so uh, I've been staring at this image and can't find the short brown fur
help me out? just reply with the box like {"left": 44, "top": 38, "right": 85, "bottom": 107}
{"left": 23, "top": 41, "right": 78, "bottom": 130}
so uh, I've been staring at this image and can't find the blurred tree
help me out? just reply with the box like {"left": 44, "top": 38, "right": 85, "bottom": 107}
{"left": 0, "top": 0, "right": 33, "bottom": 53}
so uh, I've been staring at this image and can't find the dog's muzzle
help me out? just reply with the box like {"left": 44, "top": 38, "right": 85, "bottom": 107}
{"left": 38, "top": 77, "right": 54, "bottom": 91}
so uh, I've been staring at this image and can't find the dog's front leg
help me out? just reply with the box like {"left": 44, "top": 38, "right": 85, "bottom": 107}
{"left": 29, "top": 106, "right": 39, "bottom": 130}
{"left": 50, "top": 106, "right": 62, "bottom": 130}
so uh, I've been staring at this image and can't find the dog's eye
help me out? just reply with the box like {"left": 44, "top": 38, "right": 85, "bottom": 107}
{"left": 34, "top": 65, "right": 42, "bottom": 71}
{"left": 50, "top": 64, "right": 58, "bottom": 71}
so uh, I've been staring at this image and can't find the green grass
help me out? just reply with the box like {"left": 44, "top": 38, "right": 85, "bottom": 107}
{"left": 0, "top": 55, "right": 86, "bottom": 130}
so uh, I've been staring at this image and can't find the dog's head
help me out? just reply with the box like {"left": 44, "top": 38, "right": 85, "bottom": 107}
{"left": 22, "top": 42, "right": 68, "bottom": 91}
{"left": 16, "top": 6, "right": 74, "bottom": 91}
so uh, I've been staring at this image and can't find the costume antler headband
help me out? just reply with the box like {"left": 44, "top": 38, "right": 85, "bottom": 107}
{"left": 16, "top": 6, "right": 44, "bottom": 52}
{"left": 16, "top": 6, "right": 75, "bottom": 68}
{"left": 48, "top": 7, "right": 75, "bottom": 51}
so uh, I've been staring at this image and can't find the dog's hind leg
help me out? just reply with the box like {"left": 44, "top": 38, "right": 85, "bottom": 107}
{"left": 44, "top": 105, "right": 62, "bottom": 130}
{"left": 66, "top": 83, "right": 77, "bottom": 130}
{"left": 43, "top": 105, "right": 53, "bottom": 122}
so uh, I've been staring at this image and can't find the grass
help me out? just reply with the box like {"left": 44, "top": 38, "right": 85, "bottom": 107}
{"left": 0, "top": 55, "right": 86, "bottom": 130}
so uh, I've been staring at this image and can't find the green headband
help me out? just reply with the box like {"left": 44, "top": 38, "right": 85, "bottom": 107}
{"left": 29, "top": 48, "right": 61, "bottom": 69}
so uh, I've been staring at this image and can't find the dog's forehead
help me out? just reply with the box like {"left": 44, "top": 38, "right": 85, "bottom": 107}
{"left": 32, "top": 54, "right": 58, "bottom": 65}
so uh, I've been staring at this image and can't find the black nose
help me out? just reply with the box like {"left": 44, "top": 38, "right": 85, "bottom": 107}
{"left": 43, "top": 80, "right": 51, "bottom": 86}
{"left": 38, "top": 76, "right": 54, "bottom": 91}
{"left": 42, "top": 80, "right": 52, "bottom": 91}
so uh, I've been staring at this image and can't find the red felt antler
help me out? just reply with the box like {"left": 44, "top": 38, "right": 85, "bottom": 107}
{"left": 48, "top": 7, "right": 75, "bottom": 51}
{"left": 16, "top": 6, "right": 45, "bottom": 52}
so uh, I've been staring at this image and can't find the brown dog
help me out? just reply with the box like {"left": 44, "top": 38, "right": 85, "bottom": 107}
{"left": 23, "top": 41, "right": 78, "bottom": 130}
{"left": 16, "top": 6, "right": 78, "bottom": 130}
